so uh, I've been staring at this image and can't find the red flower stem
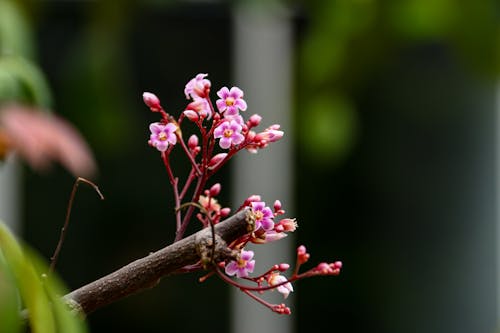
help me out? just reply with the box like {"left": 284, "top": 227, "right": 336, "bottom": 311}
{"left": 179, "top": 167, "right": 196, "bottom": 200}
{"left": 214, "top": 266, "right": 298, "bottom": 292}
{"left": 241, "top": 289, "right": 275, "bottom": 310}
{"left": 162, "top": 152, "right": 182, "bottom": 231}
{"left": 175, "top": 173, "right": 207, "bottom": 241}
{"left": 176, "top": 132, "right": 201, "bottom": 176}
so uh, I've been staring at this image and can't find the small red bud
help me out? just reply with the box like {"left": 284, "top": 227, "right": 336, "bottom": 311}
{"left": 209, "top": 183, "right": 221, "bottom": 196}
{"left": 248, "top": 114, "right": 262, "bottom": 127}
{"left": 183, "top": 110, "right": 199, "bottom": 122}
{"left": 188, "top": 134, "right": 199, "bottom": 149}
{"left": 278, "top": 263, "right": 290, "bottom": 271}
{"left": 220, "top": 207, "right": 231, "bottom": 217}
{"left": 208, "top": 153, "right": 227, "bottom": 169}
{"left": 245, "top": 195, "right": 261, "bottom": 204}
{"left": 143, "top": 92, "right": 162, "bottom": 112}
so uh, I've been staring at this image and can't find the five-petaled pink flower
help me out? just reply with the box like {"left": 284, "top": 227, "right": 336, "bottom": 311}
{"left": 225, "top": 249, "right": 255, "bottom": 278}
{"left": 216, "top": 87, "right": 247, "bottom": 115}
{"left": 149, "top": 122, "right": 177, "bottom": 152}
{"left": 268, "top": 273, "right": 294, "bottom": 299}
{"left": 185, "top": 73, "right": 211, "bottom": 99}
{"left": 214, "top": 120, "right": 245, "bottom": 149}
{"left": 251, "top": 201, "right": 274, "bottom": 231}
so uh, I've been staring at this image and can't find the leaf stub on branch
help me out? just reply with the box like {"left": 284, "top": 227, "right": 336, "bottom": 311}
{"left": 64, "top": 209, "right": 252, "bottom": 315}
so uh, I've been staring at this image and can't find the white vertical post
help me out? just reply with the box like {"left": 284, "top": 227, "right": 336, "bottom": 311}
{"left": 0, "top": 156, "right": 21, "bottom": 234}
{"left": 231, "top": 3, "right": 294, "bottom": 333}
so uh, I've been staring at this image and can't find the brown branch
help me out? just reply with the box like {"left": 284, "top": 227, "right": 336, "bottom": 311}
{"left": 63, "top": 209, "right": 253, "bottom": 315}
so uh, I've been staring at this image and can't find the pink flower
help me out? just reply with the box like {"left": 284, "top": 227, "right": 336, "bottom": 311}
{"left": 214, "top": 120, "right": 245, "bottom": 149}
{"left": 184, "top": 73, "right": 211, "bottom": 99}
{"left": 251, "top": 201, "right": 274, "bottom": 231}
{"left": 268, "top": 273, "right": 294, "bottom": 299}
{"left": 185, "top": 98, "right": 212, "bottom": 120}
{"left": 225, "top": 249, "right": 255, "bottom": 278}
{"left": 216, "top": 87, "right": 247, "bottom": 115}
{"left": 148, "top": 122, "right": 177, "bottom": 152}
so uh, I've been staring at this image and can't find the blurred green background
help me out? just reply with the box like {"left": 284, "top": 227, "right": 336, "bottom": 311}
{"left": 1, "top": 0, "right": 500, "bottom": 332}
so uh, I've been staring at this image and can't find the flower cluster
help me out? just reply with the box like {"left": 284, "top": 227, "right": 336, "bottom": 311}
{"left": 142, "top": 74, "right": 341, "bottom": 315}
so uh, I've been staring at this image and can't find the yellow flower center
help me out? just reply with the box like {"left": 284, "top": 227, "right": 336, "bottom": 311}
{"left": 237, "top": 258, "right": 247, "bottom": 268}
{"left": 254, "top": 210, "right": 263, "bottom": 221}
{"left": 223, "top": 129, "right": 233, "bottom": 138}
{"left": 225, "top": 97, "right": 235, "bottom": 106}
{"left": 158, "top": 132, "right": 167, "bottom": 141}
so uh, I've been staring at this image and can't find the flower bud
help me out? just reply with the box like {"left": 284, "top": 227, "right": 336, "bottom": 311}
{"left": 210, "top": 183, "right": 221, "bottom": 196}
{"left": 248, "top": 114, "right": 262, "bottom": 127}
{"left": 254, "top": 129, "right": 284, "bottom": 143}
{"left": 220, "top": 207, "right": 231, "bottom": 218}
{"left": 183, "top": 110, "right": 199, "bottom": 122}
{"left": 143, "top": 92, "right": 162, "bottom": 112}
{"left": 278, "top": 263, "right": 290, "bottom": 271}
{"left": 244, "top": 194, "right": 261, "bottom": 206}
{"left": 188, "top": 134, "right": 199, "bottom": 150}
{"left": 208, "top": 153, "right": 227, "bottom": 169}
{"left": 273, "top": 200, "right": 282, "bottom": 211}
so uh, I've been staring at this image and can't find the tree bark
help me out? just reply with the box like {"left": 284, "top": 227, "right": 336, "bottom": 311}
{"left": 64, "top": 209, "right": 253, "bottom": 315}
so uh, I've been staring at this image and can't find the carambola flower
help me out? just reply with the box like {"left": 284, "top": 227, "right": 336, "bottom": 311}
{"left": 214, "top": 120, "right": 245, "bottom": 149}
{"left": 225, "top": 249, "right": 255, "bottom": 278}
{"left": 268, "top": 273, "right": 294, "bottom": 299}
{"left": 216, "top": 86, "right": 247, "bottom": 115}
{"left": 251, "top": 201, "right": 274, "bottom": 231}
{"left": 149, "top": 122, "right": 177, "bottom": 152}
{"left": 184, "top": 73, "right": 211, "bottom": 99}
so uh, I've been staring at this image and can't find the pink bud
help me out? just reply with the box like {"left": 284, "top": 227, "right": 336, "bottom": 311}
{"left": 316, "top": 262, "right": 331, "bottom": 274}
{"left": 247, "top": 130, "right": 256, "bottom": 141}
{"left": 333, "top": 261, "right": 343, "bottom": 269}
{"left": 248, "top": 114, "right": 262, "bottom": 127}
{"left": 297, "top": 245, "right": 310, "bottom": 264}
{"left": 278, "top": 263, "right": 290, "bottom": 271}
{"left": 263, "top": 231, "right": 287, "bottom": 243}
{"left": 220, "top": 207, "right": 231, "bottom": 217}
{"left": 273, "top": 200, "right": 282, "bottom": 211}
{"left": 143, "top": 92, "right": 162, "bottom": 112}
{"left": 183, "top": 110, "right": 199, "bottom": 122}
{"left": 209, "top": 183, "right": 221, "bottom": 196}
{"left": 255, "top": 129, "right": 284, "bottom": 143}
{"left": 188, "top": 134, "right": 199, "bottom": 149}
{"left": 244, "top": 194, "right": 261, "bottom": 205}
{"left": 208, "top": 153, "right": 227, "bottom": 169}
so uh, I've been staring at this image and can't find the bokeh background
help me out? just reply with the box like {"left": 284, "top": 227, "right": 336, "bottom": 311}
{"left": 1, "top": 0, "right": 500, "bottom": 332}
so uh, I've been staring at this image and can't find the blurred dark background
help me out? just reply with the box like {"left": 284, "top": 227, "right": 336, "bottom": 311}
{"left": 1, "top": 0, "right": 499, "bottom": 332}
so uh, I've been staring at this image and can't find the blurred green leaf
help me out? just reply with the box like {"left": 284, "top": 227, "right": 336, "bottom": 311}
{"left": 300, "top": 93, "right": 358, "bottom": 165}
{"left": 0, "top": 252, "right": 22, "bottom": 333}
{"left": 0, "top": 56, "right": 52, "bottom": 108}
{"left": 389, "top": 0, "right": 458, "bottom": 40}
{"left": 0, "top": 222, "right": 88, "bottom": 333}
{"left": 0, "top": 0, "right": 34, "bottom": 59}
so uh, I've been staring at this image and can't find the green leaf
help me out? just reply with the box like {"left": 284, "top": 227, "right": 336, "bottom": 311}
{"left": 0, "top": 251, "right": 22, "bottom": 333}
{"left": 0, "top": 56, "right": 52, "bottom": 108}
{"left": 300, "top": 93, "right": 358, "bottom": 166}
{"left": 0, "top": 222, "right": 88, "bottom": 333}
{"left": 0, "top": 0, "right": 35, "bottom": 59}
